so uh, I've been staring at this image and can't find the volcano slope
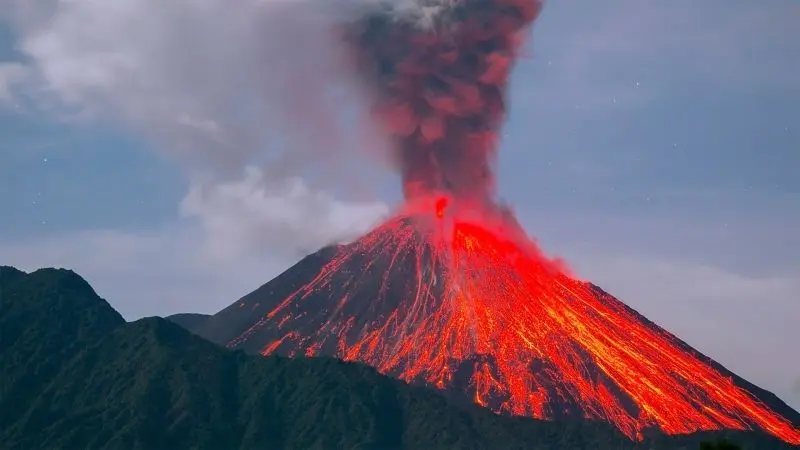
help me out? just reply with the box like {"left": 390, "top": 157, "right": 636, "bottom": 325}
{"left": 193, "top": 208, "right": 800, "bottom": 445}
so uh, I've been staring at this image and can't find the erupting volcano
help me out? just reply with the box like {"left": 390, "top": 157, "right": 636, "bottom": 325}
{"left": 195, "top": 0, "right": 800, "bottom": 445}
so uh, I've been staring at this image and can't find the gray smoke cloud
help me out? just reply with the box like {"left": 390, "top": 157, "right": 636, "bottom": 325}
{"left": 1, "top": 0, "right": 413, "bottom": 255}
{"left": 5, "top": 0, "right": 366, "bottom": 171}
{"left": 341, "top": 0, "right": 541, "bottom": 203}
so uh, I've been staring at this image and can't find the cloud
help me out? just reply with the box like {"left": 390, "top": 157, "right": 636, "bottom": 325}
{"left": 6, "top": 0, "right": 359, "bottom": 159}
{"left": 2, "top": 0, "right": 395, "bottom": 253}
{"left": 180, "top": 167, "right": 389, "bottom": 261}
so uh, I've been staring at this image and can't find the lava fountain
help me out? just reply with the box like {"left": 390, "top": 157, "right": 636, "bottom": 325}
{"left": 225, "top": 0, "right": 800, "bottom": 443}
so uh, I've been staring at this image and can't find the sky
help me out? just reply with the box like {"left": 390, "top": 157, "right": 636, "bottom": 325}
{"left": 1, "top": 0, "right": 799, "bottom": 410}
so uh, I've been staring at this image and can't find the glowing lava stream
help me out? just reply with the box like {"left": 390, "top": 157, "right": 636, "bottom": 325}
{"left": 233, "top": 198, "right": 800, "bottom": 444}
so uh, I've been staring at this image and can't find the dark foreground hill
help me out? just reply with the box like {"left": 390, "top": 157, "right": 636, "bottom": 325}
{"left": 0, "top": 266, "right": 796, "bottom": 450}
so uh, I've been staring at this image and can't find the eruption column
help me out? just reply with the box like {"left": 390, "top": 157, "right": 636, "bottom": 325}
{"left": 343, "top": 0, "right": 540, "bottom": 205}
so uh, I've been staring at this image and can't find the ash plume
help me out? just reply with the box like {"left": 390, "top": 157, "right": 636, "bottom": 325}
{"left": 341, "top": 0, "right": 542, "bottom": 205}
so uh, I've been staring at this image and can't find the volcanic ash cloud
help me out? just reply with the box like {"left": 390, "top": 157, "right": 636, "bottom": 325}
{"left": 340, "top": 0, "right": 541, "bottom": 207}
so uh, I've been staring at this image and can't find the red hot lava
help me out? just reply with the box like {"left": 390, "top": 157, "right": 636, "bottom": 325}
{"left": 231, "top": 0, "right": 800, "bottom": 444}
{"left": 242, "top": 197, "right": 799, "bottom": 443}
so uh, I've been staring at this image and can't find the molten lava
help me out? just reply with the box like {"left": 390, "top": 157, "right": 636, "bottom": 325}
{"left": 230, "top": 198, "right": 800, "bottom": 444}
{"left": 220, "top": 0, "right": 800, "bottom": 444}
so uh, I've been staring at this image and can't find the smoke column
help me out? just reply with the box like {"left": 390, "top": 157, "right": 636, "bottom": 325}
{"left": 341, "top": 0, "right": 541, "bottom": 206}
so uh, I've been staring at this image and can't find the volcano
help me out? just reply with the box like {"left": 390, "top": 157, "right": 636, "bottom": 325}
{"left": 192, "top": 200, "right": 800, "bottom": 445}
{"left": 193, "top": 0, "right": 799, "bottom": 444}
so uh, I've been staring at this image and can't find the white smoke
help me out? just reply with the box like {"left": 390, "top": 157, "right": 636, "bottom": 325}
{"left": 1, "top": 0, "right": 393, "bottom": 257}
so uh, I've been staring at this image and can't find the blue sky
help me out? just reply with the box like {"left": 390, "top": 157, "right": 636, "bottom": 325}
{"left": 1, "top": 0, "right": 799, "bottom": 410}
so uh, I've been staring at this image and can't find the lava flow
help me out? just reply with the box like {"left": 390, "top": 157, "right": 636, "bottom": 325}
{"left": 229, "top": 198, "right": 800, "bottom": 443}
{"left": 221, "top": 0, "right": 800, "bottom": 444}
